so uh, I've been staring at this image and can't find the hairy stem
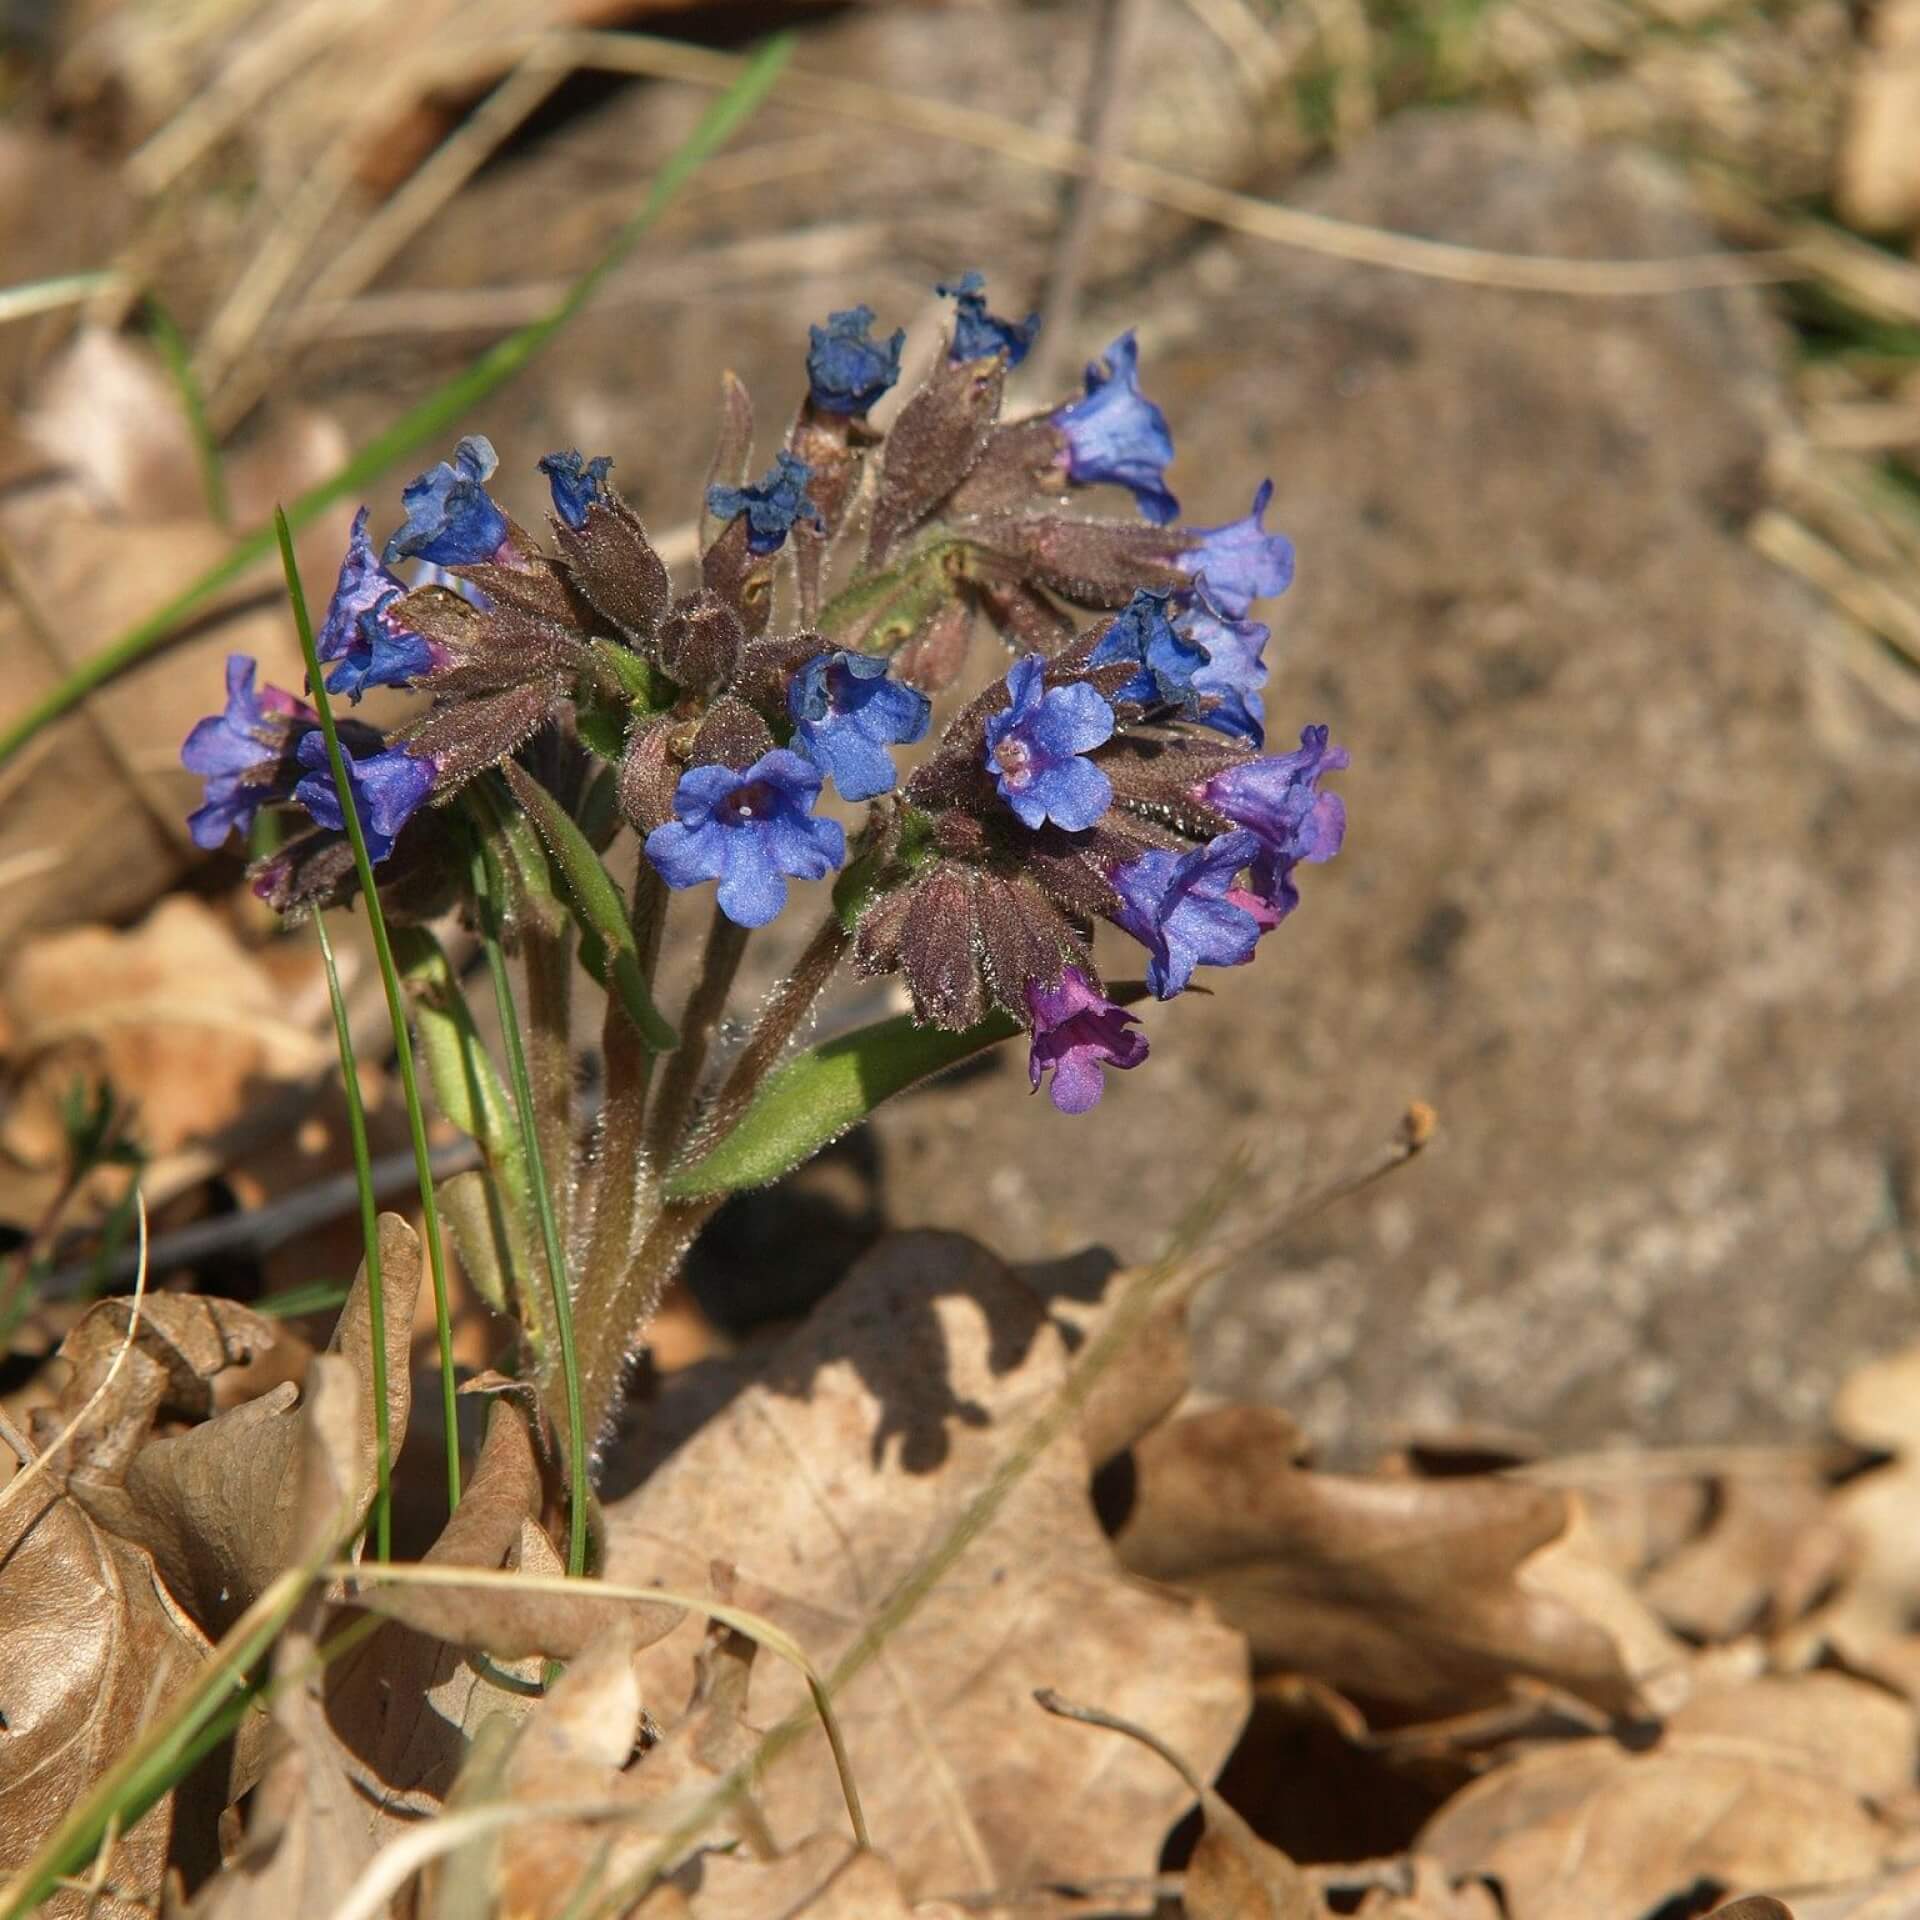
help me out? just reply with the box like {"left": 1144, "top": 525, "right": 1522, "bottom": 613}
{"left": 521, "top": 924, "right": 576, "bottom": 1248}
{"left": 681, "top": 909, "right": 852, "bottom": 1167}
{"left": 643, "top": 907, "right": 749, "bottom": 1169}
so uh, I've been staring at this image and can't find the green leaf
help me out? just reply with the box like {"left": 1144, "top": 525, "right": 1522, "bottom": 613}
{"left": 0, "top": 33, "right": 793, "bottom": 775}
{"left": 592, "top": 638, "right": 676, "bottom": 712}
{"left": 666, "top": 1009, "right": 1022, "bottom": 1198}
{"left": 502, "top": 761, "right": 677, "bottom": 1053}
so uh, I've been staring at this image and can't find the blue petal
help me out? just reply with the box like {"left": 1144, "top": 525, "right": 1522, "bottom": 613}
{"left": 1052, "top": 333, "right": 1178, "bottom": 524}
{"left": 807, "top": 306, "right": 906, "bottom": 415}
{"left": 706, "top": 450, "right": 824, "bottom": 556}
{"left": 293, "top": 734, "right": 436, "bottom": 863}
{"left": 1027, "top": 752, "right": 1113, "bottom": 834}
{"left": 538, "top": 450, "right": 613, "bottom": 530}
{"left": 1027, "top": 679, "right": 1117, "bottom": 762}
{"left": 936, "top": 272, "right": 1041, "bottom": 367}
{"left": 1179, "top": 481, "right": 1295, "bottom": 618}
{"left": 384, "top": 434, "right": 510, "bottom": 567}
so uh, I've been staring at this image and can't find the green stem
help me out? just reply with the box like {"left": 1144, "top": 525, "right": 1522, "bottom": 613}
{"left": 471, "top": 844, "right": 590, "bottom": 1579}
{"left": 521, "top": 924, "right": 577, "bottom": 1248}
{"left": 278, "top": 510, "right": 461, "bottom": 1514}
{"left": 643, "top": 907, "right": 749, "bottom": 1170}
{"left": 146, "top": 297, "right": 231, "bottom": 531}
{"left": 313, "top": 915, "right": 391, "bottom": 1562}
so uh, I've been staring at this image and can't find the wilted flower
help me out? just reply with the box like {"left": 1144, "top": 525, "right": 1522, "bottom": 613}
{"left": 180, "top": 655, "right": 316, "bottom": 849}
{"left": 1198, "top": 724, "right": 1348, "bottom": 918}
{"left": 1111, "top": 830, "right": 1268, "bottom": 999}
{"left": 982, "top": 655, "right": 1115, "bottom": 832}
{"left": 316, "top": 508, "right": 443, "bottom": 700}
{"left": 538, "top": 450, "right": 613, "bottom": 530}
{"left": 1178, "top": 480, "right": 1295, "bottom": 617}
{"left": 1026, "top": 967, "right": 1147, "bottom": 1113}
{"left": 789, "top": 650, "right": 931, "bottom": 802}
{"left": 292, "top": 733, "right": 438, "bottom": 864}
{"left": 644, "top": 749, "right": 845, "bottom": 927}
{"left": 1051, "top": 332, "right": 1178, "bottom": 524}
{"left": 707, "top": 451, "right": 825, "bottom": 556}
{"left": 807, "top": 306, "right": 905, "bottom": 416}
{"left": 937, "top": 271, "right": 1040, "bottom": 367}
{"left": 384, "top": 435, "right": 513, "bottom": 568}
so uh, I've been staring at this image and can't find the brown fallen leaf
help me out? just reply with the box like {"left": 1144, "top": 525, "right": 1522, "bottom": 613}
{"left": 1110, "top": 1406, "right": 1667, "bottom": 1719}
{"left": 0, "top": 1408, "right": 214, "bottom": 1920}
{"left": 1035, "top": 1688, "right": 1312, "bottom": 1920}
{"left": 602, "top": 1230, "right": 1251, "bottom": 1899}
{"left": 1417, "top": 1672, "right": 1911, "bottom": 1920}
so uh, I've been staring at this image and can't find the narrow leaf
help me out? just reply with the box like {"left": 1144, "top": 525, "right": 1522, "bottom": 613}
{"left": 502, "top": 760, "right": 677, "bottom": 1053}
{"left": 666, "top": 1008, "right": 1022, "bottom": 1198}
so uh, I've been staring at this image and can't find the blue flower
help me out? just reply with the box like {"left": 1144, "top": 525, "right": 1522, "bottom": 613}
{"left": 409, "top": 560, "right": 492, "bottom": 611}
{"left": 643, "top": 749, "right": 846, "bottom": 927}
{"left": 1026, "top": 966, "right": 1148, "bottom": 1114}
{"left": 1179, "top": 583, "right": 1270, "bottom": 747}
{"left": 1179, "top": 481, "right": 1295, "bottom": 618}
{"left": 936, "top": 272, "right": 1040, "bottom": 367}
{"left": 1091, "top": 589, "right": 1208, "bottom": 711}
{"left": 807, "top": 306, "right": 905, "bottom": 415}
{"left": 1111, "top": 830, "right": 1268, "bottom": 999}
{"left": 1198, "top": 724, "right": 1348, "bottom": 920}
{"left": 538, "top": 449, "right": 612, "bottom": 530}
{"left": 1051, "top": 331, "right": 1178, "bottom": 524}
{"left": 181, "top": 654, "right": 315, "bottom": 850}
{"left": 789, "top": 650, "right": 932, "bottom": 801}
{"left": 706, "top": 451, "right": 825, "bottom": 556}
{"left": 982, "top": 654, "right": 1115, "bottom": 832}
{"left": 314, "top": 508, "right": 442, "bottom": 701}
{"left": 292, "top": 732, "right": 438, "bottom": 864}
{"left": 383, "top": 435, "right": 510, "bottom": 568}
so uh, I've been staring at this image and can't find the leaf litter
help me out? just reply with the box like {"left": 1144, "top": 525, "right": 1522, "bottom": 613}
{"left": 10, "top": 1170, "right": 1920, "bottom": 1918}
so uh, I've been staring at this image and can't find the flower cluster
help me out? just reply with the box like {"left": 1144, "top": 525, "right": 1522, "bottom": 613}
{"left": 183, "top": 273, "right": 1344, "bottom": 1115}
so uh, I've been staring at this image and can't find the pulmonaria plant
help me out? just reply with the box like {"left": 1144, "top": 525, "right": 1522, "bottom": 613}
{"left": 181, "top": 274, "right": 1346, "bottom": 1448}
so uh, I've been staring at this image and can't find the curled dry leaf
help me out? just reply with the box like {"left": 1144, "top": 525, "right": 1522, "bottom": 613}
{"left": 1109, "top": 1406, "right": 1674, "bottom": 1719}
{"left": 1417, "top": 1671, "right": 1913, "bottom": 1920}
{"left": 0, "top": 1410, "right": 214, "bottom": 1920}
{"left": 602, "top": 1230, "right": 1250, "bottom": 1900}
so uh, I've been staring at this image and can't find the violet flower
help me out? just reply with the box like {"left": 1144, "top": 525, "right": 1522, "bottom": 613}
{"left": 292, "top": 733, "right": 438, "bottom": 864}
{"left": 1178, "top": 581, "right": 1270, "bottom": 747}
{"left": 1091, "top": 589, "right": 1208, "bottom": 711}
{"left": 1198, "top": 724, "right": 1348, "bottom": 919}
{"left": 1026, "top": 967, "right": 1148, "bottom": 1114}
{"left": 538, "top": 450, "right": 613, "bottom": 530}
{"left": 1111, "top": 830, "right": 1268, "bottom": 999}
{"left": 1051, "top": 331, "right": 1178, "bottom": 524}
{"left": 982, "top": 654, "right": 1115, "bottom": 832}
{"left": 644, "top": 749, "right": 845, "bottom": 928}
{"left": 316, "top": 508, "right": 443, "bottom": 701}
{"left": 707, "top": 451, "right": 824, "bottom": 556}
{"left": 807, "top": 306, "right": 905, "bottom": 416}
{"left": 790, "top": 650, "right": 931, "bottom": 802}
{"left": 1179, "top": 480, "right": 1295, "bottom": 618}
{"left": 384, "top": 435, "right": 512, "bottom": 568}
{"left": 937, "top": 271, "right": 1040, "bottom": 367}
{"left": 180, "top": 654, "right": 316, "bottom": 850}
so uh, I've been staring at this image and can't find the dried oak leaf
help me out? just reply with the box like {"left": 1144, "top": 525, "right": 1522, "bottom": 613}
{"left": 671, "top": 1840, "right": 969, "bottom": 1919}
{"left": 601, "top": 1230, "right": 1250, "bottom": 1900}
{"left": 0, "top": 1412, "right": 214, "bottom": 1920}
{"left": 1110, "top": 1406, "right": 1679, "bottom": 1719}
{"left": 1417, "top": 1672, "right": 1912, "bottom": 1920}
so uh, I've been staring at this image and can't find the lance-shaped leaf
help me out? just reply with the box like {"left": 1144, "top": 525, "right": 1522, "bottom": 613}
{"left": 667, "top": 1008, "right": 1021, "bottom": 1198}
{"left": 502, "top": 758, "right": 677, "bottom": 1053}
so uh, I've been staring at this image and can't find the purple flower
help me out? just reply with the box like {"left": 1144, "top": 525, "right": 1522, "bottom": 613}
{"left": 936, "top": 272, "right": 1040, "bottom": 367}
{"left": 1111, "top": 831, "right": 1267, "bottom": 999}
{"left": 807, "top": 305, "right": 905, "bottom": 416}
{"left": 292, "top": 732, "right": 438, "bottom": 864}
{"left": 410, "top": 559, "right": 492, "bottom": 611}
{"left": 706, "top": 451, "right": 824, "bottom": 556}
{"left": 1198, "top": 724, "right": 1348, "bottom": 920}
{"left": 315, "top": 508, "right": 443, "bottom": 701}
{"left": 1091, "top": 589, "right": 1208, "bottom": 711}
{"left": 1026, "top": 967, "right": 1148, "bottom": 1114}
{"left": 1179, "top": 582, "right": 1270, "bottom": 747}
{"left": 982, "top": 654, "right": 1114, "bottom": 832}
{"left": 538, "top": 450, "right": 612, "bottom": 530}
{"left": 383, "top": 435, "right": 511, "bottom": 568}
{"left": 180, "top": 654, "right": 316, "bottom": 850}
{"left": 789, "top": 650, "right": 931, "bottom": 802}
{"left": 1051, "top": 331, "right": 1178, "bottom": 524}
{"left": 1179, "top": 480, "right": 1295, "bottom": 618}
{"left": 644, "top": 749, "right": 845, "bottom": 928}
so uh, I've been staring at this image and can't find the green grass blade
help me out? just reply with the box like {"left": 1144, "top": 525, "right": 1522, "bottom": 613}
{"left": 146, "top": 298, "right": 231, "bottom": 531}
{"left": 277, "top": 509, "right": 463, "bottom": 1515}
{"left": 0, "top": 269, "right": 125, "bottom": 325}
{"left": 471, "top": 842, "right": 590, "bottom": 1579}
{"left": 314, "top": 914, "right": 392, "bottom": 1561}
{"left": 0, "top": 33, "right": 793, "bottom": 775}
